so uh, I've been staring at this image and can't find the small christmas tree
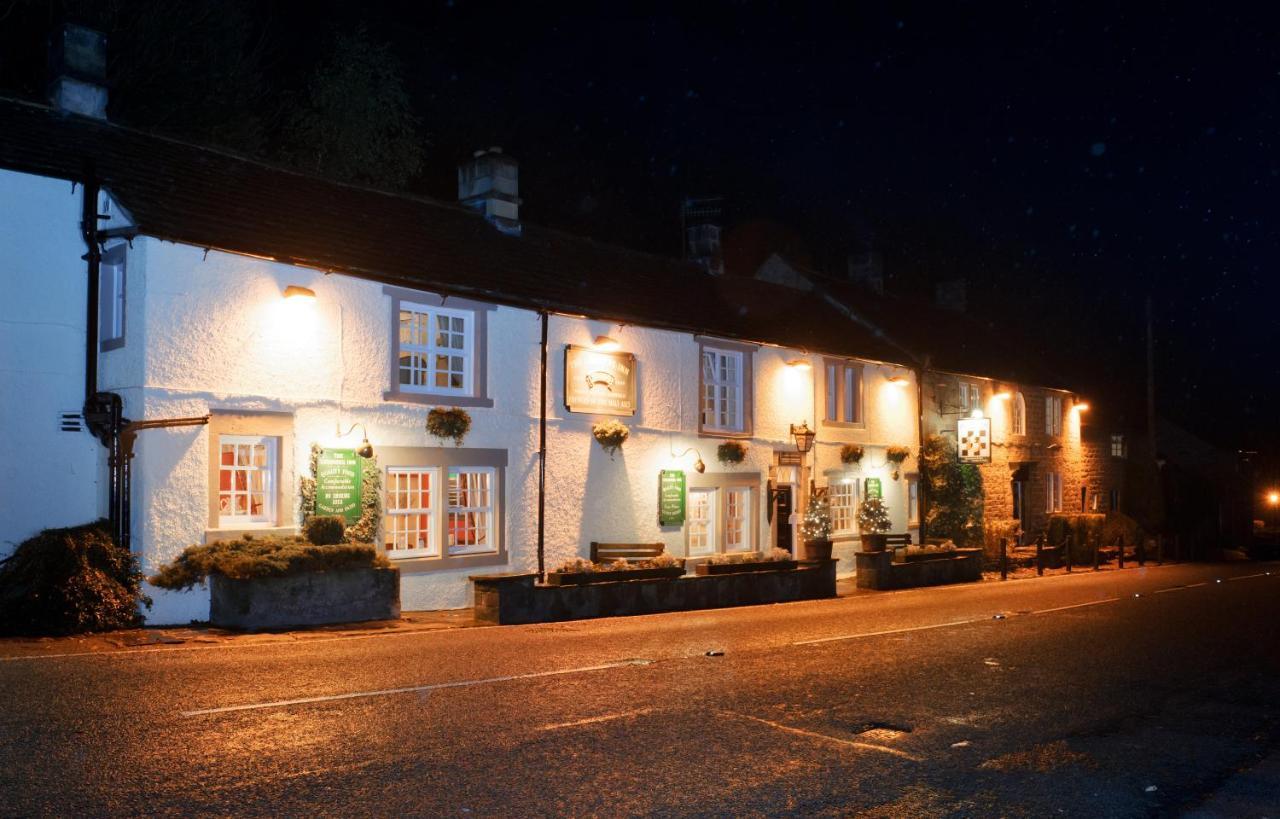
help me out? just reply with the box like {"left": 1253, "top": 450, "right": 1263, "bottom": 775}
{"left": 801, "top": 492, "right": 832, "bottom": 542}
{"left": 857, "top": 496, "right": 892, "bottom": 534}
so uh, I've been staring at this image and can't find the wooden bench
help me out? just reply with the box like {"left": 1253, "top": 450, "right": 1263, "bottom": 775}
{"left": 590, "top": 542, "right": 666, "bottom": 564}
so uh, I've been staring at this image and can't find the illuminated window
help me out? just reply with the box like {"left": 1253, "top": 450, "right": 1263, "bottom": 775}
{"left": 907, "top": 475, "right": 920, "bottom": 526}
{"left": 447, "top": 468, "right": 495, "bottom": 555}
{"left": 382, "top": 465, "right": 500, "bottom": 562}
{"left": 1012, "top": 392, "right": 1026, "bottom": 436}
{"left": 1111, "top": 434, "right": 1126, "bottom": 458}
{"left": 823, "top": 359, "right": 863, "bottom": 425}
{"left": 384, "top": 468, "right": 437, "bottom": 558}
{"left": 1045, "top": 471, "right": 1063, "bottom": 513}
{"left": 686, "top": 480, "right": 758, "bottom": 555}
{"left": 1044, "top": 395, "right": 1063, "bottom": 436}
{"left": 829, "top": 480, "right": 858, "bottom": 534}
{"left": 725, "top": 486, "right": 753, "bottom": 552}
{"left": 701, "top": 348, "right": 745, "bottom": 433}
{"left": 398, "top": 302, "right": 473, "bottom": 396}
{"left": 958, "top": 381, "right": 980, "bottom": 411}
{"left": 688, "top": 487, "right": 717, "bottom": 556}
{"left": 217, "top": 435, "right": 276, "bottom": 527}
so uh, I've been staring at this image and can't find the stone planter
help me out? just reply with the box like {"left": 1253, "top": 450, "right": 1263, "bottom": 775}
{"left": 695, "top": 560, "right": 798, "bottom": 576}
{"left": 855, "top": 549, "right": 980, "bottom": 591}
{"left": 803, "top": 538, "right": 833, "bottom": 561}
{"left": 545, "top": 566, "right": 685, "bottom": 586}
{"left": 209, "top": 567, "right": 400, "bottom": 630}
{"left": 860, "top": 533, "right": 888, "bottom": 552}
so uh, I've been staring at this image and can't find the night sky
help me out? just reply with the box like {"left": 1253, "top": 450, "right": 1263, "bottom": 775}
{"left": 9, "top": 1, "right": 1280, "bottom": 453}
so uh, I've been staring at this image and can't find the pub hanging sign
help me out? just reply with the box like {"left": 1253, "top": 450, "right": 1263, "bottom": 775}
{"left": 315, "top": 448, "right": 363, "bottom": 523}
{"left": 565, "top": 345, "right": 637, "bottom": 416}
{"left": 957, "top": 416, "right": 992, "bottom": 464}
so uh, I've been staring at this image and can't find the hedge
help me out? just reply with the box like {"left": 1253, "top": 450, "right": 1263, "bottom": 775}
{"left": 149, "top": 534, "right": 388, "bottom": 591}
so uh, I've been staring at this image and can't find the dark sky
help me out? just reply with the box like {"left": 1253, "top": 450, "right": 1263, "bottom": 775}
{"left": 9, "top": 1, "right": 1279, "bottom": 452}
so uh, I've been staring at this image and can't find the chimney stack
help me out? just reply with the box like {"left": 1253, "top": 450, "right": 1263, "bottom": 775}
{"left": 48, "top": 24, "right": 108, "bottom": 120}
{"left": 934, "top": 279, "right": 968, "bottom": 313}
{"left": 458, "top": 147, "right": 520, "bottom": 235}
{"left": 681, "top": 197, "right": 724, "bottom": 275}
{"left": 847, "top": 251, "right": 884, "bottom": 294}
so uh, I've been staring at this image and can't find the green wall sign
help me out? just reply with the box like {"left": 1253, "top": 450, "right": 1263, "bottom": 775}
{"left": 316, "top": 448, "right": 363, "bottom": 523}
{"left": 658, "top": 470, "right": 686, "bottom": 527}
{"left": 864, "top": 477, "right": 883, "bottom": 500}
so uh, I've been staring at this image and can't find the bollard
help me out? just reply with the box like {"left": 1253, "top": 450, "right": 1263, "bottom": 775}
{"left": 1118, "top": 535, "right": 1125, "bottom": 569}
{"left": 1093, "top": 535, "right": 1101, "bottom": 571}
{"left": 1000, "top": 537, "right": 1008, "bottom": 581}
{"left": 1065, "top": 533, "right": 1073, "bottom": 573}
{"left": 1138, "top": 537, "right": 1146, "bottom": 567}
{"left": 1035, "top": 535, "right": 1044, "bottom": 576}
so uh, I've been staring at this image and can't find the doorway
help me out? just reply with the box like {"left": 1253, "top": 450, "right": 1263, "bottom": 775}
{"left": 775, "top": 485, "right": 794, "bottom": 554}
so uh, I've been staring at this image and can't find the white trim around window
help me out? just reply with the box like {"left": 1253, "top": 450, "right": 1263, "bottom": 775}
{"left": 697, "top": 338, "right": 755, "bottom": 437}
{"left": 1045, "top": 471, "right": 1063, "bottom": 513}
{"left": 684, "top": 472, "right": 761, "bottom": 555}
{"left": 907, "top": 474, "right": 920, "bottom": 527}
{"left": 821, "top": 358, "right": 864, "bottom": 426}
{"left": 383, "top": 286, "right": 495, "bottom": 408}
{"left": 1045, "top": 394, "right": 1063, "bottom": 436}
{"left": 1012, "top": 391, "right": 1027, "bottom": 436}
{"left": 217, "top": 434, "right": 277, "bottom": 528}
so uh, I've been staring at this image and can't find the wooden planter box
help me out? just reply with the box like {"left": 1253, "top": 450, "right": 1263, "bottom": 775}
{"left": 695, "top": 560, "right": 798, "bottom": 576}
{"left": 545, "top": 566, "right": 686, "bottom": 586}
{"left": 209, "top": 567, "right": 400, "bottom": 630}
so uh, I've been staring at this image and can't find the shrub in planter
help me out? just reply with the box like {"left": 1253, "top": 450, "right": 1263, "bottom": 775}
{"left": 697, "top": 548, "right": 798, "bottom": 574}
{"left": 303, "top": 515, "right": 346, "bottom": 546}
{"left": 717, "top": 440, "right": 747, "bottom": 465}
{"left": 149, "top": 534, "right": 389, "bottom": 591}
{"left": 592, "top": 419, "right": 630, "bottom": 459}
{"left": 546, "top": 553, "right": 685, "bottom": 585}
{"left": 427, "top": 407, "right": 472, "bottom": 446}
{"left": 840, "top": 444, "right": 865, "bottom": 465}
{"left": 800, "top": 491, "right": 834, "bottom": 561}
{"left": 0, "top": 520, "right": 151, "bottom": 636}
{"left": 857, "top": 496, "right": 892, "bottom": 550}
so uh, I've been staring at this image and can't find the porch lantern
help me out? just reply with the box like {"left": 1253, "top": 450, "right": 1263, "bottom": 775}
{"left": 790, "top": 422, "right": 815, "bottom": 454}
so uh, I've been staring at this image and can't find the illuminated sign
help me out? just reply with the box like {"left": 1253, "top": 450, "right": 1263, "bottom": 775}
{"left": 565, "top": 345, "right": 637, "bottom": 416}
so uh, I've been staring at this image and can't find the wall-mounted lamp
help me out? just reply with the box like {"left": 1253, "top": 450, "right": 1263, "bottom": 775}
{"left": 994, "top": 390, "right": 1013, "bottom": 400}
{"left": 593, "top": 335, "right": 621, "bottom": 352}
{"left": 1267, "top": 490, "right": 1280, "bottom": 507}
{"left": 786, "top": 358, "right": 811, "bottom": 370}
{"left": 790, "top": 422, "right": 816, "bottom": 454}
{"left": 970, "top": 408, "right": 985, "bottom": 419}
{"left": 1074, "top": 402, "right": 1090, "bottom": 413}
{"left": 284, "top": 285, "right": 316, "bottom": 300}
{"left": 337, "top": 422, "right": 374, "bottom": 458}
{"left": 887, "top": 375, "right": 909, "bottom": 386}
{"left": 671, "top": 445, "right": 705, "bottom": 473}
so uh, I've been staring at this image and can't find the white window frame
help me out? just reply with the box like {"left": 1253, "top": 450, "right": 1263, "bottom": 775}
{"left": 1045, "top": 395, "right": 1063, "bottom": 436}
{"left": 217, "top": 435, "right": 277, "bottom": 528}
{"left": 446, "top": 466, "right": 497, "bottom": 556}
{"left": 701, "top": 347, "right": 745, "bottom": 434}
{"left": 687, "top": 487, "right": 718, "bottom": 556}
{"left": 1045, "top": 471, "right": 1063, "bottom": 513}
{"left": 384, "top": 467, "right": 439, "bottom": 559}
{"left": 1012, "top": 392, "right": 1026, "bottom": 436}
{"left": 99, "top": 244, "right": 126, "bottom": 351}
{"left": 724, "top": 486, "right": 753, "bottom": 552}
{"left": 907, "top": 475, "right": 920, "bottom": 526}
{"left": 958, "top": 381, "right": 980, "bottom": 412}
{"left": 822, "top": 359, "right": 864, "bottom": 425}
{"left": 828, "top": 479, "right": 859, "bottom": 536}
{"left": 398, "top": 301, "right": 474, "bottom": 397}
{"left": 1111, "top": 434, "right": 1125, "bottom": 458}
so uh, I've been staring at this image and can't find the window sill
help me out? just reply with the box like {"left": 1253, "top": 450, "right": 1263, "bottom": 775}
{"left": 386, "top": 551, "right": 508, "bottom": 573}
{"left": 820, "top": 420, "right": 866, "bottom": 430}
{"left": 205, "top": 526, "right": 297, "bottom": 543}
{"left": 698, "top": 428, "right": 751, "bottom": 440}
{"left": 383, "top": 390, "right": 494, "bottom": 408}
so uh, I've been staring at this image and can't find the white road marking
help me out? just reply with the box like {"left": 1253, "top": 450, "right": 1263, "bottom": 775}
{"left": 1030, "top": 597, "right": 1122, "bottom": 615}
{"left": 538, "top": 707, "right": 656, "bottom": 731}
{"left": 1227, "top": 573, "right": 1267, "bottom": 582}
{"left": 723, "top": 711, "right": 923, "bottom": 761}
{"left": 794, "top": 618, "right": 981, "bottom": 646}
{"left": 181, "top": 659, "right": 652, "bottom": 717}
{"left": 1153, "top": 586, "right": 1185, "bottom": 594}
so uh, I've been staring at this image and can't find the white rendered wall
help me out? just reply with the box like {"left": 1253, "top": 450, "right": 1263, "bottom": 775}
{"left": 0, "top": 170, "right": 102, "bottom": 556}
{"left": 128, "top": 237, "right": 922, "bottom": 623}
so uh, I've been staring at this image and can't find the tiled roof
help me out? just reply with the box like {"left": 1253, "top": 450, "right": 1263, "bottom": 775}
{"left": 0, "top": 97, "right": 913, "bottom": 366}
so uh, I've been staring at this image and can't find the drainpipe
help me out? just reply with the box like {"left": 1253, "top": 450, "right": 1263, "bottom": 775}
{"left": 916, "top": 357, "right": 930, "bottom": 543}
{"left": 537, "top": 311, "right": 549, "bottom": 580}
{"left": 81, "top": 161, "right": 101, "bottom": 401}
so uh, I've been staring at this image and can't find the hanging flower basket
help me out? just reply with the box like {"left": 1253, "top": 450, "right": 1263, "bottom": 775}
{"left": 886, "top": 445, "right": 911, "bottom": 480}
{"left": 840, "top": 444, "right": 865, "bottom": 465}
{"left": 717, "top": 440, "right": 747, "bottom": 465}
{"left": 427, "top": 407, "right": 472, "bottom": 447}
{"left": 592, "top": 419, "right": 630, "bottom": 459}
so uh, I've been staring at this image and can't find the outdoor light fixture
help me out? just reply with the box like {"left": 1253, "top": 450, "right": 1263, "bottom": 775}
{"left": 336, "top": 422, "right": 374, "bottom": 458}
{"left": 592, "top": 335, "right": 621, "bottom": 351}
{"left": 786, "top": 358, "right": 811, "bottom": 370}
{"left": 1268, "top": 490, "right": 1279, "bottom": 506}
{"left": 994, "top": 390, "right": 1012, "bottom": 400}
{"left": 970, "top": 408, "right": 985, "bottom": 419}
{"left": 283, "top": 285, "right": 316, "bottom": 300}
{"left": 1074, "top": 401, "right": 1090, "bottom": 412}
{"left": 887, "top": 375, "right": 909, "bottom": 386}
{"left": 671, "top": 445, "right": 705, "bottom": 473}
{"left": 790, "top": 422, "right": 816, "bottom": 454}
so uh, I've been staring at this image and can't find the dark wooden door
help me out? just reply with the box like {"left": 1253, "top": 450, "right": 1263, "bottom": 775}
{"left": 776, "top": 486, "right": 794, "bottom": 554}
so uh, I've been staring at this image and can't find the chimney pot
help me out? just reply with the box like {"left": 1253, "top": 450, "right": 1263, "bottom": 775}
{"left": 48, "top": 24, "right": 108, "bottom": 120}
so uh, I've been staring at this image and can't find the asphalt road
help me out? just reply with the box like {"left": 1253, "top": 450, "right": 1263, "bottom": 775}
{"left": 2, "top": 562, "right": 1279, "bottom": 817}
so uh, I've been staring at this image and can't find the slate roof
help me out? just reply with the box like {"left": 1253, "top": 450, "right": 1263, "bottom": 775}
{"left": 0, "top": 97, "right": 913, "bottom": 366}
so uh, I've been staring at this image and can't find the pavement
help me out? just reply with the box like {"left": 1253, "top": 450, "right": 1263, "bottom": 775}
{"left": 2, "top": 561, "right": 1279, "bottom": 816}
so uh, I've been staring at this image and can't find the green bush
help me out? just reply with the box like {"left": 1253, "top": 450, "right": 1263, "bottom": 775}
{"left": 921, "top": 434, "right": 984, "bottom": 547}
{"left": 303, "top": 515, "right": 346, "bottom": 545}
{"left": 0, "top": 521, "right": 150, "bottom": 636}
{"left": 982, "top": 518, "right": 1022, "bottom": 565}
{"left": 149, "top": 534, "right": 388, "bottom": 591}
{"left": 1103, "top": 511, "right": 1147, "bottom": 550}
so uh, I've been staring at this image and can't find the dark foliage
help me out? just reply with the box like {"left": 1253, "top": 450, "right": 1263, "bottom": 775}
{"left": 149, "top": 534, "right": 387, "bottom": 591}
{"left": 921, "top": 434, "right": 984, "bottom": 547}
{"left": 303, "top": 515, "right": 346, "bottom": 546}
{"left": 0, "top": 520, "right": 150, "bottom": 636}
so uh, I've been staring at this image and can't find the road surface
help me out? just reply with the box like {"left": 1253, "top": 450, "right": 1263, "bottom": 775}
{"left": 2, "top": 562, "right": 1278, "bottom": 816}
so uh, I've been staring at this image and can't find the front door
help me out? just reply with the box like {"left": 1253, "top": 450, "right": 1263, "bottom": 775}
{"left": 775, "top": 486, "right": 794, "bottom": 554}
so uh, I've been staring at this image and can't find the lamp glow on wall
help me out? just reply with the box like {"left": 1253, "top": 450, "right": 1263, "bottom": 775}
{"left": 593, "top": 335, "right": 621, "bottom": 352}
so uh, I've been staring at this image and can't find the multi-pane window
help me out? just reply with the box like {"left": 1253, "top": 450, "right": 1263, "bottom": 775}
{"left": 1111, "top": 434, "right": 1126, "bottom": 458}
{"left": 384, "top": 468, "right": 436, "bottom": 557}
{"left": 1045, "top": 395, "right": 1063, "bottom": 436}
{"left": 398, "top": 302, "right": 472, "bottom": 395}
{"left": 382, "top": 466, "right": 498, "bottom": 561}
{"left": 724, "top": 486, "right": 752, "bottom": 551}
{"left": 688, "top": 488, "right": 717, "bottom": 556}
{"left": 829, "top": 480, "right": 858, "bottom": 534}
{"left": 99, "top": 244, "right": 125, "bottom": 350}
{"left": 958, "top": 382, "right": 980, "bottom": 412}
{"left": 823, "top": 360, "right": 863, "bottom": 424}
{"left": 217, "top": 435, "right": 276, "bottom": 527}
{"left": 1012, "top": 392, "right": 1026, "bottom": 436}
{"left": 1045, "top": 471, "right": 1063, "bottom": 513}
{"left": 447, "top": 468, "right": 494, "bottom": 555}
{"left": 701, "top": 348, "right": 744, "bottom": 432}
{"left": 907, "top": 476, "right": 920, "bottom": 526}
